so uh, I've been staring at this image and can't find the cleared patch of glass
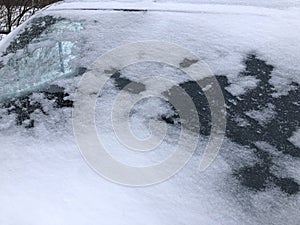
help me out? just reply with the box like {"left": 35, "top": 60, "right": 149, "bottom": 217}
{"left": 0, "top": 16, "right": 82, "bottom": 102}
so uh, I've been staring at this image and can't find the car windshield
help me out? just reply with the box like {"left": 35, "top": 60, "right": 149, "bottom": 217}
{"left": 0, "top": 2, "right": 299, "bottom": 225}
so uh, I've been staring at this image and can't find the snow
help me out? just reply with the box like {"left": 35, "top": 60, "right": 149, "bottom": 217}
{"left": 226, "top": 75, "right": 258, "bottom": 96}
{"left": 42, "top": 3, "right": 300, "bottom": 95}
{"left": 62, "top": 0, "right": 300, "bottom": 9}
{"left": 0, "top": 1, "right": 300, "bottom": 225}
{"left": 0, "top": 105, "right": 248, "bottom": 225}
{"left": 245, "top": 103, "right": 276, "bottom": 126}
{"left": 289, "top": 129, "right": 300, "bottom": 148}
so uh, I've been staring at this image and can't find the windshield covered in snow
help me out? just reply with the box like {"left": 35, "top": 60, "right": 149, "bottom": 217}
{"left": 0, "top": 4, "right": 300, "bottom": 225}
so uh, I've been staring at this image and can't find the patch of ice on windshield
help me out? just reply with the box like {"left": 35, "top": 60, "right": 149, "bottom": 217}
{"left": 254, "top": 141, "right": 281, "bottom": 157}
{"left": 289, "top": 129, "right": 300, "bottom": 148}
{"left": 114, "top": 62, "right": 191, "bottom": 85}
{"left": 270, "top": 151, "right": 300, "bottom": 187}
{"left": 245, "top": 103, "right": 276, "bottom": 125}
{"left": 226, "top": 75, "right": 258, "bottom": 96}
{"left": 0, "top": 18, "right": 82, "bottom": 102}
{"left": 129, "top": 97, "right": 179, "bottom": 139}
{"left": 234, "top": 116, "right": 250, "bottom": 127}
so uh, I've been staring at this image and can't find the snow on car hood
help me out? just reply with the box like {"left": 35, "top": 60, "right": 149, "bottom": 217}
{"left": 0, "top": 2, "right": 300, "bottom": 225}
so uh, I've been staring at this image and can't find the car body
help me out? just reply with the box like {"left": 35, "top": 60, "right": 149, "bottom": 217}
{"left": 0, "top": 1, "right": 299, "bottom": 225}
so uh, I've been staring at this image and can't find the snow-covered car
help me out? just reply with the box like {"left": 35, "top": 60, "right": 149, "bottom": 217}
{"left": 0, "top": 1, "right": 299, "bottom": 225}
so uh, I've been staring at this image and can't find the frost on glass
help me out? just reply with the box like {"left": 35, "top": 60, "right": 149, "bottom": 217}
{"left": 0, "top": 16, "right": 83, "bottom": 102}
